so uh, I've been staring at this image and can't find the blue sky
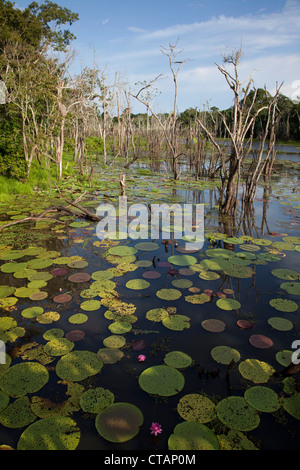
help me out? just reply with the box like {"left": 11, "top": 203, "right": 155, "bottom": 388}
{"left": 16, "top": 0, "right": 300, "bottom": 113}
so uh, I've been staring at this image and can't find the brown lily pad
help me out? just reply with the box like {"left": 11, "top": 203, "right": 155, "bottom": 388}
{"left": 53, "top": 294, "right": 72, "bottom": 303}
{"left": 68, "top": 273, "right": 91, "bottom": 283}
{"left": 201, "top": 319, "right": 226, "bottom": 333}
{"left": 249, "top": 334, "right": 273, "bottom": 349}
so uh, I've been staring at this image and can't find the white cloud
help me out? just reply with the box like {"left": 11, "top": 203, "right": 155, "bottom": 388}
{"left": 102, "top": 18, "right": 109, "bottom": 25}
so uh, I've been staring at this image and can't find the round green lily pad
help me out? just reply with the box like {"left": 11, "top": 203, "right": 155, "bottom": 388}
{"left": 27, "top": 259, "right": 53, "bottom": 269}
{"left": 68, "top": 313, "right": 88, "bottom": 324}
{"left": 162, "top": 314, "right": 190, "bottom": 331}
{"left": 216, "top": 396, "right": 260, "bottom": 431}
{"left": 238, "top": 359, "right": 275, "bottom": 383}
{"left": 0, "top": 362, "right": 49, "bottom": 398}
{"left": 168, "top": 421, "right": 220, "bottom": 450}
{"left": 146, "top": 308, "right": 169, "bottom": 322}
{"left": 139, "top": 365, "right": 185, "bottom": 396}
{"left": 108, "top": 321, "right": 132, "bottom": 334}
{"left": 43, "top": 328, "right": 64, "bottom": 341}
{"left": 95, "top": 402, "right": 143, "bottom": 443}
{"left": 185, "top": 293, "right": 210, "bottom": 304}
{"left": 156, "top": 289, "right": 182, "bottom": 300}
{"left": 280, "top": 282, "right": 300, "bottom": 295}
{"left": 164, "top": 351, "right": 193, "bottom": 369}
{"left": 56, "top": 351, "right": 103, "bottom": 381}
{"left": 198, "top": 270, "right": 220, "bottom": 280}
{"left": 282, "top": 393, "right": 300, "bottom": 420}
{"left": 211, "top": 346, "right": 241, "bottom": 364}
{"left": 275, "top": 350, "right": 293, "bottom": 367}
{"left": 244, "top": 386, "right": 281, "bottom": 413}
{"left": 134, "top": 242, "right": 159, "bottom": 251}
{"left": 268, "top": 317, "right": 293, "bottom": 331}
{"left": 17, "top": 416, "right": 80, "bottom": 450}
{"left": 168, "top": 255, "right": 198, "bottom": 266}
{"left": 125, "top": 279, "right": 150, "bottom": 290}
{"left": 80, "top": 387, "right": 114, "bottom": 413}
{"left": 223, "top": 265, "right": 254, "bottom": 279}
{"left": 269, "top": 298, "right": 298, "bottom": 312}
{"left": 80, "top": 300, "right": 101, "bottom": 311}
{"left": 177, "top": 394, "right": 216, "bottom": 423}
{"left": 21, "top": 306, "right": 44, "bottom": 319}
{"left": 0, "top": 286, "right": 16, "bottom": 298}
{"left": 108, "top": 246, "right": 138, "bottom": 256}
{"left": 44, "top": 338, "right": 74, "bottom": 356}
{"left": 271, "top": 268, "right": 300, "bottom": 281}
{"left": 1, "top": 262, "right": 28, "bottom": 273}
{"left": 103, "top": 335, "right": 126, "bottom": 349}
{"left": 216, "top": 298, "right": 241, "bottom": 310}
{"left": 171, "top": 279, "right": 193, "bottom": 288}
{"left": 206, "top": 248, "right": 235, "bottom": 259}
{"left": 0, "top": 396, "right": 36, "bottom": 428}
{"left": 97, "top": 348, "right": 124, "bottom": 364}
{"left": 135, "top": 260, "right": 153, "bottom": 268}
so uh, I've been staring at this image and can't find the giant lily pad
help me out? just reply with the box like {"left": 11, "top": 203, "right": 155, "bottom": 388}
{"left": 168, "top": 421, "right": 220, "bottom": 450}
{"left": 211, "top": 346, "right": 241, "bottom": 364}
{"left": 282, "top": 393, "right": 300, "bottom": 420}
{"left": 162, "top": 315, "right": 190, "bottom": 331}
{"left": 138, "top": 365, "right": 185, "bottom": 396}
{"left": 17, "top": 416, "right": 80, "bottom": 450}
{"left": 238, "top": 359, "right": 275, "bottom": 383}
{"left": 56, "top": 351, "right": 103, "bottom": 381}
{"left": 216, "top": 396, "right": 260, "bottom": 431}
{"left": 125, "top": 279, "right": 150, "bottom": 290}
{"left": 156, "top": 288, "right": 182, "bottom": 300}
{"left": 216, "top": 298, "right": 241, "bottom": 310}
{"left": 164, "top": 351, "right": 192, "bottom": 369}
{"left": 244, "top": 386, "right": 281, "bottom": 413}
{"left": 269, "top": 298, "right": 298, "bottom": 312}
{"left": 80, "top": 387, "right": 114, "bottom": 413}
{"left": 95, "top": 402, "right": 143, "bottom": 443}
{"left": 271, "top": 269, "right": 300, "bottom": 281}
{"left": 167, "top": 255, "right": 198, "bottom": 266}
{"left": 0, "top": 396, "right": 36, "bottom": 428}
{"left": 177, "top": 394, "right": 216, "bottom": 423}
{"left": 44, "top": 338, "right": 74, "bottom": 356}
{"left": 146, "top": 308, "right": 169, "bottom": 322}
{"left": 108, "top": 246, "right": 137, "bottom": 256}
{"left": 0, "top": 362, "right": 49, "bottom": 398}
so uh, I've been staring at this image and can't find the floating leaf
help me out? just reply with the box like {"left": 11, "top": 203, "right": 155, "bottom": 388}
{"left": 21, "top": 306, "right": 44, "bottom": 319}
{"left": 134, "top": 242, "right": 159, "bottom": 251}
{"left": 103, "top": 335, "right": 126, "bottom": 349}
{"left": 280, "top": 282, "right": 300, "bottom": 295}
{"left": 238, "top": 359, "right": 275, "bottom": 383}
{"left": 201, "top": 319, "right": 226, "bottom": 333}
{"left": 168, "top": 421, "right": 220, "bottom": 450}
{"left": 269, "top": 298, "right": 298, "bottom": 312}
{"left": 56, "top": 351, "right": 103, "bottom": 381}
{"left": 139, "top": 365, "right": 185, "bottom": 397}
{"left": 95, "top": 403, "right": 143, "bottom": 443}
{"left": 0, "top": 362, "right": 49, "bottom": 398}
{"left": 244, "top": 386, "right": 280, "bottom": 413}
{"left": 108, "top": 321, "right": 132, "bottom": 334}
{"left": 282, "top": 393, "right": 300, "bottom": 420}
{"left": 216, "top": 298, "right": 241, "bottom": 310}
{"left": 162, "top": 315, "right": 190, "bottom": 331}
{"left": 68, "top": 313, "right": 88, "bottom": 324}
{"left": 271, "top": 268, "right": 300, "bottom": 281}
{"left": 125, "top": 279, "right": 150, "bottom": 290}
{"left": 44, "top": 338, "right": 74, "bottom": 356}
{"left": 177, "top": 394, "right": 216, "bottom": 423}
{"left": 164, "top": 351, "right": 192, "bottom": 369}
{"left": 146, "top": 308, "right": 169, "bottom": 322}
{"left": 108, "top": 246, "right": 137, "bottom": 256}
{"left": 0, "top": 396, "right": 36, "bottom": 428}
{"left": 216, "top": 396, "right": 260, "bottom": 431}
{"left": 211, "top": 346, "right": 240, "bottom": 364}
{"left": 249, "top": 334, "right": 273, "bottom": 349}
{"left": 185, "top": 293, "right": 210, "bottom": 304}
{"left": 167, "top": 255, "right": 198, "bottom": 266}
{"left": 268, "top": 317, "right": 293, "bottom": 331}
{"left": 97, "top": 348, "right": 124, "bottom": 364}
{"left": 80, "top": 387, "right": 114, "bottom": 413}
{"left": 156, "top": 288, "right": 182, "bottom": 300}
{"left": 17, "top": 417, "right": 80, "bottom": 450}
{"left": 80, "top": 300, "right": 101, "bottom": 311}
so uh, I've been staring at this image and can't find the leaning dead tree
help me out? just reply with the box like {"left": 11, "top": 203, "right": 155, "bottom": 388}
{"left": 197, "top": 48, "right": 281, "bottom": 216}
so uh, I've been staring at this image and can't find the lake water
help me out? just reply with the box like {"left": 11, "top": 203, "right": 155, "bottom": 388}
{"left": 0, "top": 157, "right": 299, "bottom": 451}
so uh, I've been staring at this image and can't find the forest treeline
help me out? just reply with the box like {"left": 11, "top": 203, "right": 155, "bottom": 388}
{"left": 0, "top": 0, "right": 299, "bottom": 214}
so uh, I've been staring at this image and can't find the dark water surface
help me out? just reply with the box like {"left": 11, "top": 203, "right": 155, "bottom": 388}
{"left": 0, "top": 163, "right": 299, "bottom": 451}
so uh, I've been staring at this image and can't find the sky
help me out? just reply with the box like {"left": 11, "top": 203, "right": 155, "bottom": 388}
{"left": 15, "top": 0, "right": 300, "bottom": 113}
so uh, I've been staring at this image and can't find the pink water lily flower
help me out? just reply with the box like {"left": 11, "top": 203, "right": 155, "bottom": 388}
{"left": 138, "top": 354, "right": 146, "bottom": 362}
{"left": 150, "top": 422, "right": 162, "bottom": 436}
